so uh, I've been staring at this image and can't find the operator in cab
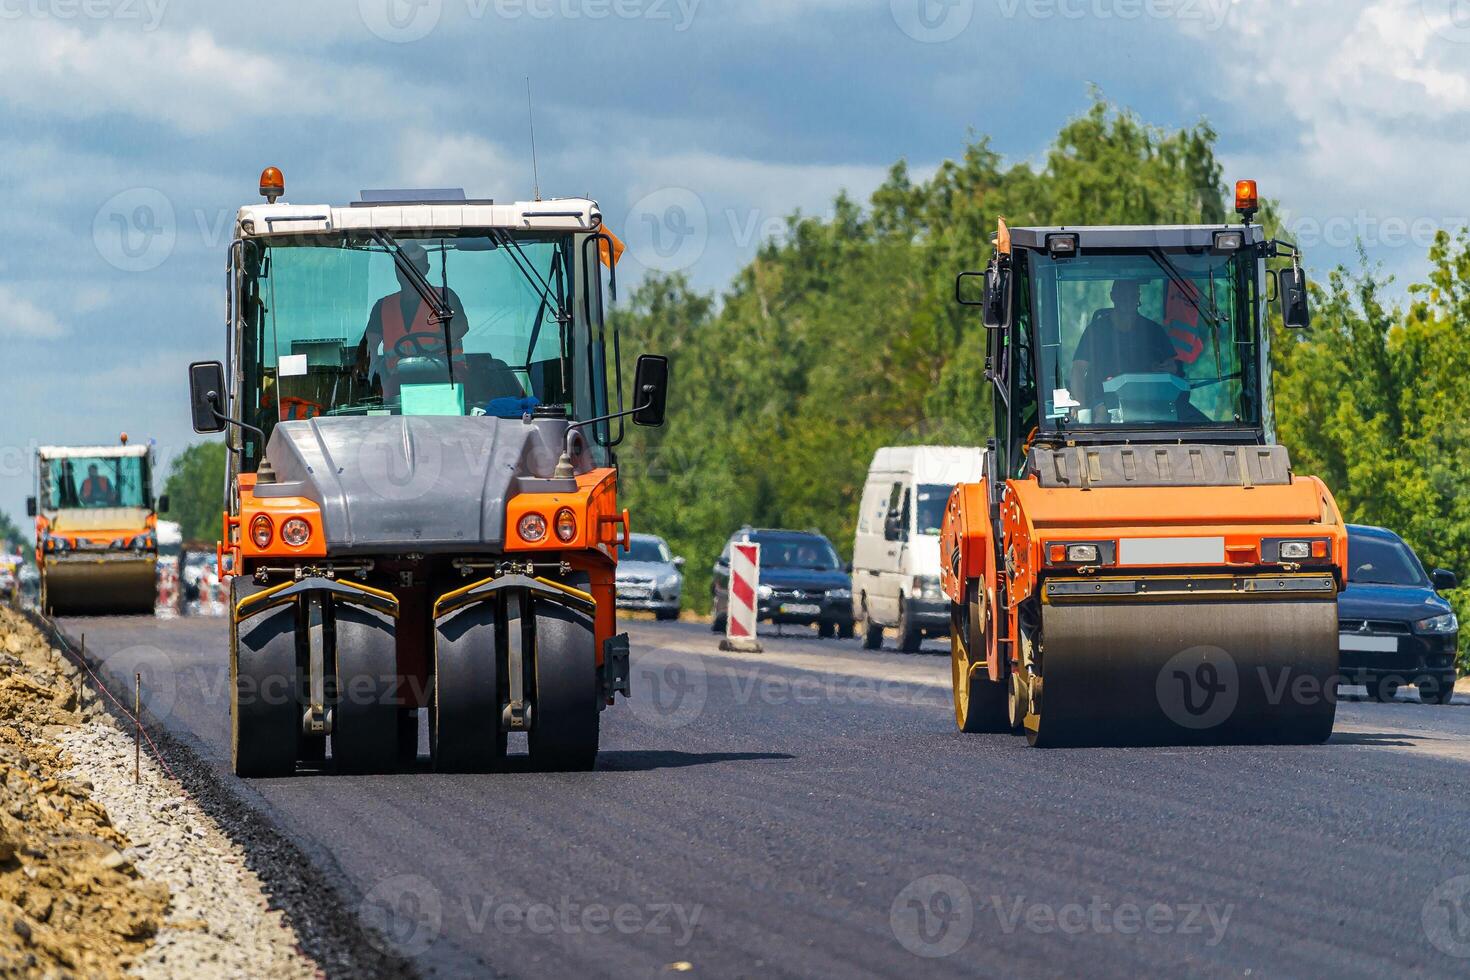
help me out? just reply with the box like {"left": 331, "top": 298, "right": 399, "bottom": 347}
{"left": 79, "top": 464, "right": 116, "bottom": 506}
{"left": 1069, "top": 278, "right": 1181, "bottom": 419}
{"left": 357, "top": 241, "right": 470, "bottom": 401}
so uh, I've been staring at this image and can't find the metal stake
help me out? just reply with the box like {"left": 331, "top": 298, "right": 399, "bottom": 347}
{"left": 135, "top": 672, "right": 141, "bottom": 784}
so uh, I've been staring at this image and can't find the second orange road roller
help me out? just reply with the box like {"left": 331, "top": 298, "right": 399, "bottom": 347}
{"left": 942, "top": 181, "right": 1348, "bottom": 746}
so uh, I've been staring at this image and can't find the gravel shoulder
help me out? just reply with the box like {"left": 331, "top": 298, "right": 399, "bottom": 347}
{"left": 0, "top": 605, "right": 319, "bottom": 978}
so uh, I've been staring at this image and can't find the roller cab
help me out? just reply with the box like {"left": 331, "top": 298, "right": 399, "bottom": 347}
{"left": 193, "top": 175, "right": 667, "bottom": 777}
{"left": 31, "top": 439, "right": 164, "bottom": 615}
{"left": 943, "top": 200, "right": 1346, "bottom": 746}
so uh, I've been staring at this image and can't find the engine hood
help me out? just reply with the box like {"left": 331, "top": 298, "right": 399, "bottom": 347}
{"left": 1339, "top": 582, "right": 1451, "bottom": 621}
{"left": 253, "top": 415, "right": 586, "bottom": 554}
{"left": 757, "top": 566, "right": 852, "bottom": 591}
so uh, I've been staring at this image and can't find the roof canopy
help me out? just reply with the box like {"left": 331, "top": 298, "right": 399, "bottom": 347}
{"left": 37, "top": 445, "right": 151, "bottom": 459}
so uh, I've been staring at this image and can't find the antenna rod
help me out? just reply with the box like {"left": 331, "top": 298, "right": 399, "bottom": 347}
{"left": 526, "top": 76, "right": 541, "bottom": 202}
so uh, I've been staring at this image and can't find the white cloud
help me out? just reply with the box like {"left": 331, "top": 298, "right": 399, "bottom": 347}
{"left": 1192, "top": 0, "right": 1470, "bottom": 274}
{"left": 0, "top": 284, "right": 66, "bottom": 339}
{"left": 391, "top": 131, "right": 519, "bottom": 200}
{"left": 0, "top": 22, "right": 427, "bottom": 134}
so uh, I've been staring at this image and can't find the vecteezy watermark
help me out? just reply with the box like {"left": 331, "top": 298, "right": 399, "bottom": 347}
{"left": 0, "top": 0, "right": 169, "bottom": 30}
{"left": 1423, "top": 874, "right": 1470, "bottom": 958}
{"left": 626, "top": 646, "right": 709, "bottom": 730}
{"left": 1156, "top": 645, "right": 1239, "bottom": 731}
{"left": 891, "top": 875, "right": 1234, "bottom": 957}
{"left": 463, "top": 896, "right": 703, "bottom": 947}
{"left": 359, "top": 0, "right": 700, "bottom": 43}
{"left": 985, "top": 894, "right": 1232, "bottom": 945}
{"left": 360, "top": 873, "right": 445, "bottom": 957}
{"left": 1423, "top": 0, "right": 1470, "bottom": 43}
{"left": 356, "top": 874, "right": 702, "bottom": 957}
{"left": 1278, "top": 208, "right": 1470, "bottom": 252}
{"left": 891, "top": 874, "right": 975, "bottom": 958}
{"left": 625, "top": 187, "right": 709, "bottom": 273}
{"left": 890, "top": 0, "right": 974, "bottom": 43}
{"left": 991, "top": 0, "right": 1232, "bottom": 29}
{"left": 93, "top": 187, "right": 176, "bottom": 273}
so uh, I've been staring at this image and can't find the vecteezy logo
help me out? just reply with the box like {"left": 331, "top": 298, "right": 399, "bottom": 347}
{"left": 1424, "top": 875, "right": 1470, "bottom": 958}
{"left": 98, "top": 644, "right": 179, "bottom": 723}
{"left": 359, "top": 0, "right": 443, "bottom": 42}
{"left": 1156, "top": 646, "right": 1238, "bottom": 731}
{"left": 93, "top": 188, "right": 176, "bottom": 273}
{"left": 359, "top": 873, "right": 444, "bottom": 957}
{"left": 355, "top": 417, "right": 446, "bottom": 503}
{"left": 890, "top": 0, "right": 974, "bottom": 43}
{"left": 890, "top": 874, "right": 974, "bottom": 958}
{"left": 625, "top": 188, "right": 708, "bottom": 273}
{"left": 626, "top": 647, "right": 708, "bottom": 730}
{"left": 1423, "top": 0, "right": 1470, "bottom": 43}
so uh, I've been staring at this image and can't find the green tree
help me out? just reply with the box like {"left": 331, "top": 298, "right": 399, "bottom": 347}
{"left": 164, "top": 441, "right": 227, "bottom": 542}
{"left": 0, "top": 509, "right": 27, "bottom": 558}
{"left": 617, "top": 96, "right": 1230, "bottom": 611}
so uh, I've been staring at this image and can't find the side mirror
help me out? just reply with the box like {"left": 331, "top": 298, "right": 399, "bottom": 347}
{"left": 673, "top": 556, "right": 686, "bottom": 568}
{"left": 1279, "top": 267, "right": 1311, "bottom": 330}
{"left": 189, "top": 361, "right": 229, "bottom": 434}
{"left": 25, "top": 497, "right": 36, "bottom": 518}
{"left": 631, "top": 354, "right": 669, "bottom": 427}
{"left": 158, "top": 494, "right": 170, "bottom": 515}
{"left": 955, "top": 270, "right": 986, "bottom": 307}
{"left": 982, "top": 264, "right": 1009, "bottom": 329}
{"left": 1432, "top": 568, "right": 1458, "bottom": 591}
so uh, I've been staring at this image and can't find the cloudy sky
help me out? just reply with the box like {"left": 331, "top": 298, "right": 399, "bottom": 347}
{"left": 1, "top": 0, "right": 1467, "bottom": 517}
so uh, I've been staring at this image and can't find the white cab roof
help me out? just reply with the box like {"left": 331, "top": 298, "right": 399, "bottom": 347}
{"left": 235, "top": 198, "right": 602, "bottom": 239}
{"left": 38, "top": 445, "right": 151, "bottom": 459}
{"left": 869, "top": 445, "right": 984, "bottom": 484}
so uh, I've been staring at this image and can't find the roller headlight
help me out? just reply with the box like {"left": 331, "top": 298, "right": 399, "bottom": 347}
{"left": 281, "top": 518, "right": 312, "bottom": 548}
{"left": 250, "top": 515, "right": 274, "bottom": 549}
{"left": 517, "top": 512, "right": 547, "bottom": 543}
{"left": 1416, "top": 612, "right": 1459, "bottom": 634}
{"left": 554, "top": 508, "right": 578, "bottom": 543}
{"left": 1279, "top": 541, "right": 1311, "bottom": 561}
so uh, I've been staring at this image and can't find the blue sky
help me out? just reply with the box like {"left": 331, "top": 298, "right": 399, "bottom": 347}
{"left": 1, "top": 0, "right": 1468, "bottom": 519}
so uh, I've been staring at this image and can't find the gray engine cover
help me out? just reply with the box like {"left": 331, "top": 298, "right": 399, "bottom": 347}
{"left": 253, "top": 416, "right": 585, "bottom": 554}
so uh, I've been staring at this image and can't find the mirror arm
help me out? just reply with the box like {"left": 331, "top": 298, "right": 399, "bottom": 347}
{"left": 207, "top": 393, "right": 266, "bottom": 444}
{"left": 553, "top": 389, "right": 656, "bottom": 479}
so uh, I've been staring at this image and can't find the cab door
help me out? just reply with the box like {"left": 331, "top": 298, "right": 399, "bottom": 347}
{"left": 869, "top": 479, "right": 908, "bottom": 624}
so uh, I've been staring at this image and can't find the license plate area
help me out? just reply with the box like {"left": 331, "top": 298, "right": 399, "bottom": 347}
{"left": 781, "top": 603, "right": 821, "bottom": 616}
{"left": 1118, "top": 536, "right": 1226, "bottom": 566}
{"left": 1339, "top": 634, "right": 1398, "bottom": 653}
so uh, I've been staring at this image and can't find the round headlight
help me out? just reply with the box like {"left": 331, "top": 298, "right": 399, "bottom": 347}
{"left": 250, "top": 515, "right": 274, "bottom": 549}
{"left": 281, "top": 517, "right": 312, "bottom": 548}
{"left": 554, "top": 508, "right": 577, "bottom": 543}
{"left": 518, "top": 513, "right": 547, "bottom": 543}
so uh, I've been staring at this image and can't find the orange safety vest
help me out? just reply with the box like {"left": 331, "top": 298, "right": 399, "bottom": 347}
{"left": 80, "top": 476, "right": 112, "bottom": 502}
{"left": 381, "top": 295, "right": 464, "bottom": 371}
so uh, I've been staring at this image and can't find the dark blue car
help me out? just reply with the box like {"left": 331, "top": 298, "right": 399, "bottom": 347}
{"left": 1339, "top": 524, "right": 1459, "bottom": 703}
{"left": 711, "top": 528, "right": 855, "bottom": 639}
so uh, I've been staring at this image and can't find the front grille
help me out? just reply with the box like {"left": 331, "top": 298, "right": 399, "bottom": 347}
{"left": 1338, "top": 619, "right": 1412, "bottom": 635}
{"left": 770, "top": 588, "right": 825, "bottom": 602}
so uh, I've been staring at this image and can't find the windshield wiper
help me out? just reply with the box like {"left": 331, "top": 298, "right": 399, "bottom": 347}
{"left": 1147, "top": 248, "right": 1226, "bottom": 331}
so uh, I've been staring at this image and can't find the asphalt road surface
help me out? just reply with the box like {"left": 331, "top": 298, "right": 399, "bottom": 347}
{"left": 60, "top": 613, "right": 1470, "bottom": 978}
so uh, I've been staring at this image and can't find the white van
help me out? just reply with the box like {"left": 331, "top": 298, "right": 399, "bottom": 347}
{"left": 851, "top": 446, "right": 985, "bottom": 652}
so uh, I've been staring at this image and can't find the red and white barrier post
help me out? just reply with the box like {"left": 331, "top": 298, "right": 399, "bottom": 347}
{"left": 720, "top": 541, "right": 762, "bottom": 653}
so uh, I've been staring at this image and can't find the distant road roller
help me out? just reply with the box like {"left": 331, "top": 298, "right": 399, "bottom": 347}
{"left": 941, "top": 181, "right": 1347, "bottom": 746}
{"left": 188, "top": 169, "right": 667, "bottom": 777}
{"left": 29, "top": 437, "right": 166, "bottom": 615}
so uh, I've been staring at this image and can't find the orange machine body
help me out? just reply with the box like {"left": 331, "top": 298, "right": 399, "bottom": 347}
{"left": 942, "top": 473, "right": 1348, "bottom": 682}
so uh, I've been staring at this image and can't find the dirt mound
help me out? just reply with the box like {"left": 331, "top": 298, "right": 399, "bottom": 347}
{"left": 0, "top": 606, "right": 168, "bottom": 977}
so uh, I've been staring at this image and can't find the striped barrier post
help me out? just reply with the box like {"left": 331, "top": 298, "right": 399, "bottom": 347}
{"left": 719, "top": 541, "right": 762, "bottom": 653}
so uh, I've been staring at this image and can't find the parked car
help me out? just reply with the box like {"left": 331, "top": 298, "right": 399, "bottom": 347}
{"left": 712, "top": 527, "right": 854, "bottom": 638}
{"left": 851, "top": 446, "right": 984, "bottom": 652}
{"left": 1339, "top": 524, "right": 1459, "bottom": 703}
{"left": 616, "top": 533, "right": 684, "bottom": 620}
